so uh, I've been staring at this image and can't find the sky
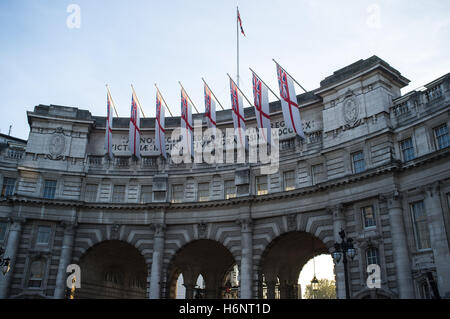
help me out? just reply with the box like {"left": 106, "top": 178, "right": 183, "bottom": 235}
{"left": 0, "top": 0, "right": 449, "bottom": 140}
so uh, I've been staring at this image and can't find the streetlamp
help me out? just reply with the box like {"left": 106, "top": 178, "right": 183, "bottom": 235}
{"left": 310, "top": 275, "right": 319, "bottom": 299}
{"left": 332, "top": 229, "right": 356, "bottom": 299}
{"left": 0, "top": 247, "right": 10, "bottom": 275}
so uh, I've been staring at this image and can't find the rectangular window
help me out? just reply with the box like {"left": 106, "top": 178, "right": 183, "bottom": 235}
{"left": 400, "top": 138, "right": 415, "bottom": 161}
{"left": 43, "top": 180, "right": 57, "bottom": 199}
{"left": 0, "top": 222, "right": 7, "bottom": 242}
{"left": 198, "top": 183, "right": 210, "bottom": 202}
{"left": 352, "top": 151, "right": 365, "bottom": 173}
{"left": 366, "top": 247, "right": 380, "bottom": 266}
{"left": 225, "top": 180, "right": 236, "bottom": 199}
{"left": 311, "top": 164, "right": 323, "bottom": 185}
{"left": 411, "top": 201, "right": 431, "bottom": 250}
{"left": 1, "top": 177, "right": 16, "bottom": 197}
{"left": 112, "top": 185, "right": 125, "bottom": 203}
{"left": 84, "top": 184, "right": 98, "bottom": 202}
{"left": 283, "top": 170, "right": 296, "bottom": 191}
{"left": 172, "top": 184, "right": 184, "bottom": 203}
{"left": 256, "top": 176, "right": 268, "bottom": 196}
{"left": 434, "top": 124, "right": 449, "bottom": 150}
{"left": 362, "top": 206, "right": 376, "bottom": 229}
{"left": 140, "top": 185, "right": 152, "bottom": 203}
{"left": 36, "top": 226, "right": 52, "bottom": 245}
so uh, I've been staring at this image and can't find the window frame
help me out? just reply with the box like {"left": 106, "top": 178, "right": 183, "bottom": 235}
{"left": 256, "top": 176, "right": 268, "bottom": 196}
{"left": 352, "top": 151, "right": 366, "bottom": 174}
{"left": 433, "top": 124, "right": 449, "bottom": 150}
{"left": 112, "top": 184, "right": 126, "bottom": 203}
{"left": 361, "top": 205, "right": 377, "bottom": 229}
{"left": 1, "top": 177, "right": 16, "bottom": 197}
{"left": 43, "top": 179, "right": 57, "bottom": 199}
{"left": 400, "top": 137, "right": 415, "bottom": 161}
{"left": 410, "top": 201, "right": 431, "bottom": 251}
{"left": 283, "top": 170, "right": 296, "bottom": 191}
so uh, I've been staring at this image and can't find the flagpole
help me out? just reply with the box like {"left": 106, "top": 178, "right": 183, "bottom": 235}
{"left": 106, "top": 84, "right": 119, "bottom": 117}
{"left": 131, "top": 84, "right": 146, "bottom": 118}
{"left": 202, "top": 78, "right": 225, "bottom": 110}
{"left": 178, "top": 81, "right": 200, "bottom": 114}
{"left": 227, "top": 73, "right": 253, "bottom": 107}
{"left": 154, "top": 83, "right": 174, "bottom": 117}
{"left": 237, "top": 6, "right": 239, "bottom": 87}
{"left": 272, "top": 58, "right": 308, "bottom": 93}
{"left": 249, "top": 67, "right": 281, "bottom": 101}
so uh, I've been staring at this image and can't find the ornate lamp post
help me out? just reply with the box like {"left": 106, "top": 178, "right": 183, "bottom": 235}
{"left": 0, "top": 247, "right": 10, "bottom": 275}
{"left": 332, "top": 229, "right": 356, "bottom": 299}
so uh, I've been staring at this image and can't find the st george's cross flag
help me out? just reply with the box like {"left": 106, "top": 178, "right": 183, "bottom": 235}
{"left": 180, "top": 88, "right": 194, "bottom": 157}
{"left": 275, "top": 63, "right": 305, "bottom": 139}
{"left": 155, "top": 91, "right": 167, "bottom": 159}
{"left": 105, "top": 90, "right": 114, "bottom": 159}
{"left": 203, "top": 83, "right": 217, "bottom": 136}
{"left": 251, "top": 72, "right": 272, "bottom": 145}
{"left": 129, "top": 91, "right": 141, "bottom": 158}
{"left": 229, "top": 77, "right": 247, "bottom": 150}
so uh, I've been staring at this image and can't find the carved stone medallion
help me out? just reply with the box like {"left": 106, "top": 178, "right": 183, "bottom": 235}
{"left": 343, "top": 96, "right": 360, "bottom": 127}
{"left": 48, "top": 128, "right": 66, "bottom": 160}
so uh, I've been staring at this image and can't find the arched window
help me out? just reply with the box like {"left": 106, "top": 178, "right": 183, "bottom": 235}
{"left": 28, "top": 259, "right": 46, "bottom": 288}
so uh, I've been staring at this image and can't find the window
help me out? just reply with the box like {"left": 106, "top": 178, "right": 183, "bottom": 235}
{"left": 311, "top": 164, "right": 323, "bottom": 184}
{"left": 400, "top": 138, "right": 415, "bottom": 161}
{"left": 172, "top": 184, "right": 184, "bottom": 203}
{"left": 198, "top": 183, "right": 210, "bottom": 202}
{"left": 0, "top": 222, "right": 7, "bottom": 242}
{"left": 7, "top": 149, "right": 23, "bottom": 159}
{"left": 411, "top": 201, "right": 431, "bottom": 250}
{"left": 36, "top": 226, "right": 51, "bottom": 245}
{"left": 112, "top": 185, "right": 125, "bottom": 203}
{"left": 256, "top": 176, "right": 268, "bottom": 196}
{"left": 366, "top": 247, "right": 380, "bottom": 266}
{"left": 352, "top": 151, "right": 365, "bottom": 173}
{"left": 84, "top": 184, "right": 98, "bottom": 202}
{"left": 1, "top": 177, "right": 16, "bottom": 197}
{"left": 362, "top": 206, "right": 376, "bottom": 229}
{"left": 434, "top": 124, "right": 449, "bottom": 150}
{"left": 140, "top": 185, "right": 152, "bottom": 203}
{"left": 225, "top": 180, "right": 236, "bottom": 199}
{"left": 43, "top": 180, "right": 57, "bottom": 199}
{"left": 283, "top": 170, "right": 296, "bottom": 191}
{"left": 28, "top": 260, "right": 45, "bottom": 288}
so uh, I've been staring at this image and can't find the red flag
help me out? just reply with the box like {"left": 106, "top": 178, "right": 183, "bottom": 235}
{"left": 237, "top": 8, "right": 245, "bottom": 36}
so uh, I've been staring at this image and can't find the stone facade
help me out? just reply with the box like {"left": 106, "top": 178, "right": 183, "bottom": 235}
{"left": 0, "top": 56, "right": 449, "bottom": 299}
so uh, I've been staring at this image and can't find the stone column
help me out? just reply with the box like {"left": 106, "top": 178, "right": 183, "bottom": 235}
{"left": 424, "top": 183, "right": 450, "bottom": 297}
{"left": 54, "top": 222, "right": 77, "bottom": 299}
{"left": 149, "top": 223, "right": 165, "bottom": 299}
{"left": 385, "top": 191, "right": 415, "bottom": 298}
{"left": 238, "top": 218, "right": 253, "bottom": 299}
{"left": 331, "top": 205, "right": 346, "bottom": 299}
{"left": 0, "top": 218, "right": 24, "bottom": 299}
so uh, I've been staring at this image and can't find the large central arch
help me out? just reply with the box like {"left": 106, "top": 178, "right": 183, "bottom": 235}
{"left": 259, "top": 231, "right": 331, "bottom": 299}
{"left": 166, "top": 239, "right": 236, "bottom": 299}
{"left": 76, "top": 240, "right": 148, "bottom": 299}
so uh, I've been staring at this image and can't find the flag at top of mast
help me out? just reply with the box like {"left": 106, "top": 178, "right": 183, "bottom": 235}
{"left": 129, "top": 91, "right": 141, "bottom": 159}
{"left": 237, "top": 7, "right": 245, "bottom": 36}
{"left": 105, "top": 89, "right": 114, "bottom": 159}
{"left": 275, "top": 62, "right": 306, "bottom": 139}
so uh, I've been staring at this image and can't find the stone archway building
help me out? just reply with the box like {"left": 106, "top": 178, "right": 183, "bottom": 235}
{"left": 0, "top": 56, "right": 449, "bottom": 299}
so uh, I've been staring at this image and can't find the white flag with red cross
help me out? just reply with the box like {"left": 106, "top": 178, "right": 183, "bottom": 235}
{"left": 229, "top": 78, "right": 247, "bottom": 150}
{"left": 203, "top": 83, "right": 217, "bottom": 136}
{"left": 129, "top": 91, "right": 141, "bottom": 158}
{"left": 275, "top": 63, "right": 305, "bottom": 139}
{"left": 251, "top": 72, "right": 272, "bottom": 145}
{"left": 155, "top": 91, "right": 167, "bottom": 159}
{"left": 180, "top": 88, "right": 194, "bottom": 157}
